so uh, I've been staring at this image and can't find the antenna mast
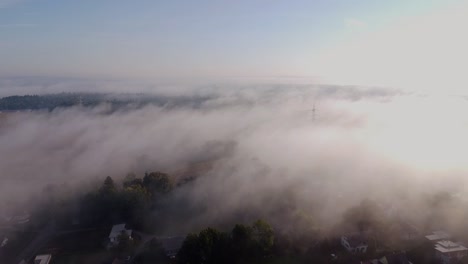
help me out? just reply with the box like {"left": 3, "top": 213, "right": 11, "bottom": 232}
{"left": 312, "top": 102, "right": 316, "bottom": 122}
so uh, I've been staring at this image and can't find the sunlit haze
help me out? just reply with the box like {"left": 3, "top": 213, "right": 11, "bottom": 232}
{"left": 1, "top": 1, "right": 468, "bottom": 264}
{"left": 2, "top": 0, "right": 467, "bottom": 93}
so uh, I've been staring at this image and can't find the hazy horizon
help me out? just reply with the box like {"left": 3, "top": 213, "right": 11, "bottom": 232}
{"left": 2, "top": 0, "right": 468, "bottom": 94}
{"left": 2, "top": 1, "right": 468, "bottom": 263}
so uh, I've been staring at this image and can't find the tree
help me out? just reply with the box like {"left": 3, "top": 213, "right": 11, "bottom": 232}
{"left": 177, "top": 221, "right": 275, "bottom": 264}
{"left": 197, "top": 228, "right": 227, "bottom": 264}
{"left": 101, "top": 176, "right": 116, "bottom": 193}
{"left": 121, "top": 185, "right": 150, "bottom": 228}
{"left": 123, "top": 173, "right": 143, "bottom": 188}
{"left": 231, "top": 224, "right": 254, "bottom": 262}
{"left": 178, "top": 233, "right": 202, "bottom": 264}
{"left": 252, "top": 219, "right": 274, "bottom": 256}
{"left": 143, "top": 172, "right": 173, "bottom": 196}
{"left": 178, "top": 228, "right": 231, "bottom": 264}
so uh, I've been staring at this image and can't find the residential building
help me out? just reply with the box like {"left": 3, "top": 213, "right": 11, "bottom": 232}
{"left": 435, "top": 240, "right": 468, "bottom": 264}
{"left": 341, "top": 234, "right": 368, "bottom": 253}
{"left": 34, "top": 254, "right": 52, "bottom": 264}
{"left": 109, "top": 223, "right": 132, "bottom": 246}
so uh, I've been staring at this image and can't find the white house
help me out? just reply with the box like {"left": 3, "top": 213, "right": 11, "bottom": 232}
{"left": 435, "top": 240, "right": 468, "bottom": 264}
{"left": 109, "top": 223, "right": 132, "bottom": 245}
{"left": 34, "top": 254, "right": 52, "bottom": 264}
{"left": 341, "top": 234, "right": 368, "bottom": 253}
{"left": 1, "top": 236, "right": 8, "bottom": 248}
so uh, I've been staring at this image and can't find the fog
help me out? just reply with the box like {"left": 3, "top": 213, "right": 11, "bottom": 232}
{"left": 1, "top": 83, "right": 468, "bottom": 235}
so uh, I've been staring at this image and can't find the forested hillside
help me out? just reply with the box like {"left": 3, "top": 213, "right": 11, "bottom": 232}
{"left": 0, "top": 93, "right": 212, "bottom": 111}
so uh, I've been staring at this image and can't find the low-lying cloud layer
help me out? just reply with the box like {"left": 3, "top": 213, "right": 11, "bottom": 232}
{"left": 1, "top": 82, "right": 468, "bottom": 234}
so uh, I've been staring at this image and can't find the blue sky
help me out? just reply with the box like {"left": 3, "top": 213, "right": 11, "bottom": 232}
{"left": 1, "top": 0, "right": 466, "bottom": 91}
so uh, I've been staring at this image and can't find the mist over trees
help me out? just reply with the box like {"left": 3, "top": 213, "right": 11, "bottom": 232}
{"left": 1, "top": 86, "right": 468, "bottom": 263}
{"left": 77, "top": 172, "right": 173, "bottom": 229}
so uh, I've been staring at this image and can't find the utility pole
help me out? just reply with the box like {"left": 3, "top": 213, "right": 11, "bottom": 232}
{"left": 312, "top": 102, "right": 316, "bottom": 122}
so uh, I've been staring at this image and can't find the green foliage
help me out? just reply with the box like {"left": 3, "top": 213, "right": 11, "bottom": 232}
{"left": 178, "top": 233, "right": 203, "bottom": 264}
{"left": 101, "top": 176, "right": 116, "bottom": 193}
{"left": 231, "top": 224, "right": 255, "bottom": 261}
{"left": 123, "top": 173, "right": 143, "bottom": 188}
{"left": 253, "top": 219, "right": 275, "bottom": 255}
{"left": 0, "top": 92, "right": 214, "bottom": 111}
{"left": 177, "top": 220, "right": 275, "bottom": 264}
{"left": 143, "top": 171, "right": 173, "bottom": 196}
{"left": 177, "top": 230, "right": 230, "bottom": 264}
{"left": 79, "top": 173, "right": 164, "bottom": 228}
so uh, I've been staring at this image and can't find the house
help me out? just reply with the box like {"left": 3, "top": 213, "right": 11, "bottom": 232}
{"left": 341, "top": 234, "right": 368, "bottom": 253}
{"left": 11, "top": 212, "right": 30, "bottom": 225}
{"left": 434, "top": 240, "right": 468, "bottom": 264}
{"left": 157, "top": 236, "right": 185, "bottom": 258}
{"left": 1, "top": 211, "right": 30, "bottom": 226}
{"left": 426, "top": 231, "right": 450, "bottom": 242}
{"left": 0, "top": 236, "right": 8, "bottom": 248}
{"left": 109, "top": 223, "right": 132, "bottom": 245}
{"left": 34, "top": 254, "right": 52, "bottom": 264}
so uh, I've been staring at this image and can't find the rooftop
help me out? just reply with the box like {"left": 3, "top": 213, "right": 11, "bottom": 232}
{"left": 109, "top": 223, "right": 132, "bottom": 239}
{"left": 34, "top": 254, "right": 52, "bottom": 264}
{"left": 426, "top": 230, "right": 450, "bottom": 241}
{"left": 1, "top": 236, "right": 8, "bottom": 247}
{"left": 435, "top": 240, "right": 468, "bottom": 253}
{"left": 342, "top": 234, "right": 368, "bottom": 247}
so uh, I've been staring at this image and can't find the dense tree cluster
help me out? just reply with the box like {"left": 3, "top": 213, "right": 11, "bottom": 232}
{"left": 0, "top": 93, "right": 213, "bottom": 111}
{"left": 0, "top": 94, "right": 102, "bottom": 110}
{"left": 177, "top": 220, "right": 274, "bottom": 264}
{"left": 80, "top": 172, "right": 173, "bottom": 229}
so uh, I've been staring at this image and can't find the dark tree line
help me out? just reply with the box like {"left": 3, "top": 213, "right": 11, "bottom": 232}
{"left": 177, "top": 220, "right": 274, "bottom": 264}
{"left": 79, "top": 172, "right": 173, "bottom": 229}
{"left": 0, "top": 93, "right": 213, "bottom": 111}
